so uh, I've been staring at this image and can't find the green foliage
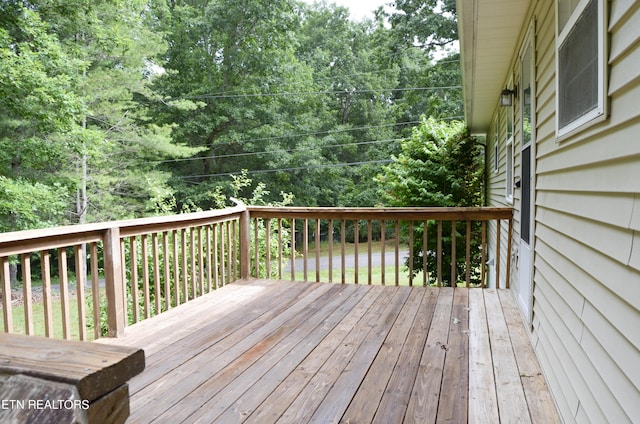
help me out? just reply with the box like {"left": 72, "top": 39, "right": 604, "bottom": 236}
{"left": 378, "top": 117, "right": 483, "bottom": 207}
{"left": 377, "top": 117, "right": 484, "bottom": 285}
{"left": 0, "top": 6, "right": 83, "bottom": 132}
{"left": 0, "top": 177, "right": 70, "bottom": 232}
{"left": 0, "top": 0, "right": 465, "bottom": 231}
{"left": 210, "top": 171, "right": 294, "bottom": 278}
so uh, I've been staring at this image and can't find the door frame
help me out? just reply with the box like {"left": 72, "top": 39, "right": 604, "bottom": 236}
{"left": 517, "top": 21, "right": 536, "bottom": 326}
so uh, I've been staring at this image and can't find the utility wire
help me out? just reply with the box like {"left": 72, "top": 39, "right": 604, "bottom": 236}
{"left": 170, "top": 85, "right": 461, "bottom": 101}
{"left": 156, "top": 117, "right": 464, "bottom": 164}
{"left": 173, "top": 159, "right": 394, "bottom": 180}
{"left": 158, "top": 120, "right": 419, "bottom": 163}
{"left": 162, "top": 138, "right": 404, "bottom": 163}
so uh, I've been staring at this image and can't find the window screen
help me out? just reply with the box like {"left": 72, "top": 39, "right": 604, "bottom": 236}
{"left": 558, "top": 0, "right": 598, "bottom": 129}
{"left": 521, "top": 146, "right": 531, "bottom": 244}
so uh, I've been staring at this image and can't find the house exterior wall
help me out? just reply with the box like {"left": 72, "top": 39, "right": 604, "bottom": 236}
{"left": 485, "top": 113, "right": 515, "bottom": 290}
{"left": 484, "top": 0, "right": 640, "bottom": 422}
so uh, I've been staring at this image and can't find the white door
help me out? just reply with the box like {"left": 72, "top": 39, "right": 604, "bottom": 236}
{"left": 518, "top": 29, "right": 535, "bottom": 323}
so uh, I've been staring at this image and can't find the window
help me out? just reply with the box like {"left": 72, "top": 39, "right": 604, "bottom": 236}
{"left": 505, "top": 84, "right": 514, "bottom": 203}
{"left": 506, "top": 139, "right": 513, "bottom": 203}
{"left": 556, "top": 0, "right": 607, "bottom": 137}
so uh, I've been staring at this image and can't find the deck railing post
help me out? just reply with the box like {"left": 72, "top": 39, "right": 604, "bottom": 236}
{"left": 238, "top": 204, "right": 251, "bottom": 280}
{"left": 104, "top": 227, "right": 126, "bottom": 337}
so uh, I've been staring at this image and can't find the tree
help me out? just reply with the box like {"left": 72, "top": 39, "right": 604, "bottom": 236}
{"left": 0, "top": 0, "right": 199, "bottom": 230}
{"left": 152, "top": 0, "right": 317, "bottom": 207}
{"left": 377, "top": 117, "right": 484, "bottom": 285}
{"left": 0, "top": 4, "right": 83, "bottom": 231}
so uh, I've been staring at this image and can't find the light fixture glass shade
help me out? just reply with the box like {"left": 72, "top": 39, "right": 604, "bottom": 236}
{"left": 500, "top": 88, "right": 514, "bottom": 107}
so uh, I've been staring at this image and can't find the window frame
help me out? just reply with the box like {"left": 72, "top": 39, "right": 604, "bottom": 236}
{"left": 555, "top": 0, "right": 608, "bottom": 140}
{"left": 505, "top": 138, "right": 514, "bottom": 204}
{"left": 505, "top": 86, "right": 514, "bottom": 204}
{"left": 493, "top": 118, "right": 500, "bottom": 174}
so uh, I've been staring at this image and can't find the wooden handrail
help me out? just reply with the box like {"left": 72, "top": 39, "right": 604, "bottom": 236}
{"left": 248, "top": 206, "right": 512, "bottom": 221}
{"left": 247, "top": 206, "right": 513, "bottom": 289}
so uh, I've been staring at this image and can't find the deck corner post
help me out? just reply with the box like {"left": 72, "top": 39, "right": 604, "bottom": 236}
{"left": 239, "top": 206, "right": 251, "bottom": 280}
{"left": 104, "top": 227, "right": 126, "bottom": 337}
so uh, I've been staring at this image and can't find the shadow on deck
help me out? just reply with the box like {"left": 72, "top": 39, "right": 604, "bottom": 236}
{"left": 96, "top": 279, "right": 560, "bottom": 424}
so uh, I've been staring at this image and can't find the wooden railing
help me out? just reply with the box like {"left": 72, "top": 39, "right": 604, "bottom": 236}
{"left": 0, "top": 205, "right": 512, "bottom": 341}
{"left": 0, "top": 205, "right": 244, "bottom": 340}
{"left": 246, "top": 207, "right": 513, "bottom": 288}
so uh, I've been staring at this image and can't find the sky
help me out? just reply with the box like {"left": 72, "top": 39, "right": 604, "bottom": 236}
{"left": 301, "top": 0, "right": 390, "bottom": 21}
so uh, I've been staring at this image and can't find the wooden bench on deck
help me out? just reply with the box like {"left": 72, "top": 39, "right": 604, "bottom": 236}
{"left": 0, "top": 333, "right": 144, "bottom": 424}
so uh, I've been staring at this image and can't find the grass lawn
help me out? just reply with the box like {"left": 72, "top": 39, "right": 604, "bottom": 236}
{"left": 0, "top": 292, "right": 97, "bottom": 341}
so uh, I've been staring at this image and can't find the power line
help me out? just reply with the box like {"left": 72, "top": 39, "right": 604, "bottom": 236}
{"left": 162, "top": 137, "right": 404, "bottom": 163}
{"left": 171, "top": 85, "right": 461, "bottom": 101}
{"left": 157, "top": 117, "right": 460, "bottom": 164}
{"left": 173, "top": 159, "right": 394, "bottom": 180}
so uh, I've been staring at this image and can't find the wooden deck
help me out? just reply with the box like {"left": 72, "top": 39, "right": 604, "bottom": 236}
{"left": 96, "top": 279, "right": 560, "bottom": 423}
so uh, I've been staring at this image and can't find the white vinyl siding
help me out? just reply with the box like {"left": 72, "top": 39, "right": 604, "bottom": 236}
{"left": 483, "top": 0, "right": 640, "bottom": 422}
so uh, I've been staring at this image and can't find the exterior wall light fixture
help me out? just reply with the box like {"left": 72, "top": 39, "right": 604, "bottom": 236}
{"left": 500, "top": 86, "right": 518, "bottom": 107}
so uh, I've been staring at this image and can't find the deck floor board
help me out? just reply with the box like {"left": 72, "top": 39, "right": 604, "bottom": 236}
{"left": 97, "top": 279, "right": 560, "bottom": 423}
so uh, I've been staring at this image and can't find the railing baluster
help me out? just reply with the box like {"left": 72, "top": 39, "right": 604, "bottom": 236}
{"left": 409, "top": 221, "right": 414, "bottom": 287}
{"left": 466, "top": 220, "right": 471, "bottom": 288}
{"left": 254, "top": 218, "right": 259, "bottom": 278}
{"left": 130, "top": 237, "right": 139, "bottom": 322}
{"left": 451, "top": 220, "right": 457, "bottom": 286}
{"left": 119, "top": 239, "right": 127, "bottom": 318}
{"left": 74, "top": 246, "right": 86, "bottom": 341}
{"left": 232, "top": 220, "right": 238, "bottom": 280}
{"left": 226, "top": 221, "right": 232, "bottom": 284}
{"left": 290, "top": 219, "right": 296, "bottom": 281}
{"left": 172, "top": 230, "right": 180, "bottom": 306}
{"left": 341, "top": 220, "right": 346, "bottom": 284}
{"left": 437, "top": 220, "right": 442, "bottom": 287}
{"left": 90, "top": 243, "right": 101, "bottom": 339}
{"left": 41, "top": 251, "right": 53, "bottom": 337}
{"left": 395, "top": 220, "right": 400, "bottom": 286}
{"left": 381, "top": 220, "right": 386, "bottom": 286}
{"left": 205, "top": 226, "right": 212, "bottom": 292}
{"left": 303, "top": 219, "right": 308, "bottom": 282}
{"left": 278, "top": 219, "right": 283, "bottom": 280}
{"left": 190, "top": 228, "right": 196, "bottom": 299}
{"left": 198, "top": 227, "right": 204, "bottom": 295}
{"left": 181, "top": 229, "right": 188, "bottom": 301}
{"left": 163, "top": 232, "right": 171, "bottom": 308}
{"left": 212, "top": 223, "right": 219, "bottom": 289}
{"left": 152, "top": 233, "right": 161, "bottom": 314}
{"left": 141, "top": 234, "right": 150, "bottom": 319}
{"left": 328, "top": 219, "right": 334, "bottom": 283}
{"left": 481, "top": 221, "right": 487, "bottom": 289}
{"left": 1, "top": 257, "right": 12, "bottom": 333}
{"left": 21, "top": 254, "right": 33, "bottom": 335}
{"left": 367, "top": 220, "right": 373, "bottom": 285}
{"left": 266, "top": 218, "right": 272, "bottom": 279}
{"left": 423, "top": 220, "right": 428, "bottom": 286}
{"left": 220, "top": 223, "right": 226, "bottom": 287}
{"left": 59, "top": 248, "right": 71, "bottom": 340}
{"left": 315, "top": 219, "right": 320, "bottom": 282}
{"left": 354, "top": 220, "right": 359, "bottom": 285}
